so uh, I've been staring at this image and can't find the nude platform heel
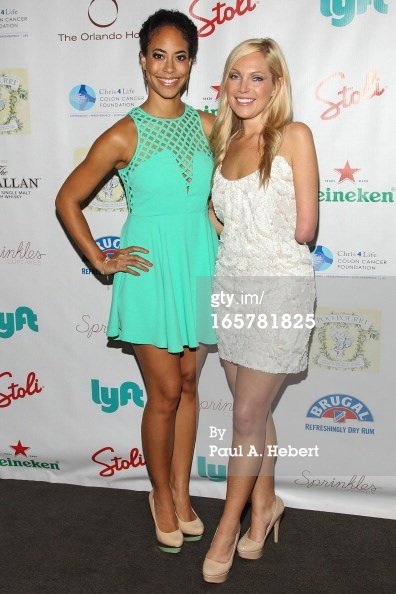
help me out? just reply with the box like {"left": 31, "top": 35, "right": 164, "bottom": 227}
{"left": 148, "top": 490, "right": 184, "bottom": 553}
{"left": 237, "top": 496, "right": 284, "bottom": 560}
{"left": 176, "top": 510, "right": 204, "bottom": 541}
{"left": 202, "top": 528, "right": 240, "bottom": 583}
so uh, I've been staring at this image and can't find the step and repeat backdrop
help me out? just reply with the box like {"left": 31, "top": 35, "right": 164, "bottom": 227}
{"left": 1, "top": 1, "right": 395, "bottom": 519}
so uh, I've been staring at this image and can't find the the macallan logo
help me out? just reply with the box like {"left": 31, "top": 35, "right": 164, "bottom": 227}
{"left": 91, "top": 446, "right": 145, "bottom": 477}
{"left": 315, "top": 69, "right": 385, "bottom": 120}
{"left": 189, "top": 0, "right": 257, "bottom": 37}
{"left": 0, "top": 371, "right": 43, "bottom": 408}
{"left": 0, "top": 166, "right": 40, "bottom": 190}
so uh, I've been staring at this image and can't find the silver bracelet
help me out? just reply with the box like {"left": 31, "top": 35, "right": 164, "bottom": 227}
{"left": 101, "top": 254, "right": 111, "bottom": 275}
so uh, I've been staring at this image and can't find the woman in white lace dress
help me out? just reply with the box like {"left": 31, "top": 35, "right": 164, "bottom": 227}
{"left": 203, "top": 38, "right": 318, "bottom": 583}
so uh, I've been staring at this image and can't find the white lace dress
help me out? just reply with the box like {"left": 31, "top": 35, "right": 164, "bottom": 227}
{"left": 211, "top": 156, "right": 315, "bottom": 373}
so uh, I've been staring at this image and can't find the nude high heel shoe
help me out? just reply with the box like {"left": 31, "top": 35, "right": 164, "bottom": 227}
{"left": 202, "top": 528, "right": 240, "bottom": 583}
{"left": 237, "top": 496, "right": 284, "bottom": 560}
{"left": 176, "top": 510, "right": 204, "bottom": 541}
{"left": 148, "top": 490, "right": 183, "bottom": 553}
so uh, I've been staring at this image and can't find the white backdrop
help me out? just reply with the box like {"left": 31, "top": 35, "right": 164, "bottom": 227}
{"left": 1, "top": 0, "right": 395, "bottom": 519}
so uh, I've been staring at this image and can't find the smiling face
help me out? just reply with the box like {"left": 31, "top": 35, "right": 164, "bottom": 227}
{"left": 140, "top": 26, "right": 192, "bottom": 101}
{"left": 225, "top": 51, "right": 281, "bottom": 126}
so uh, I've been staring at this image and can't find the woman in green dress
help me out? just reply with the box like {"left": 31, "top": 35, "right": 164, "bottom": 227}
{"left": 56, "top": 9, "right": 218, "bottom": 553}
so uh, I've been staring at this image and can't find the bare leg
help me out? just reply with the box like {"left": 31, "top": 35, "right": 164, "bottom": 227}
{"left": 248, "top": 412, "right": 278, "bottom": 542}
{"left": 206, "top": 361, "right": 285, "bottom": 562}
{"left": 134, "top": 344, "right": 182, "bottom": 533}
{"left": 170, "top": 345, "right": 208, "bottom": 521}
{"left": 134, "top": 344, "right": 207, "bottom": 531}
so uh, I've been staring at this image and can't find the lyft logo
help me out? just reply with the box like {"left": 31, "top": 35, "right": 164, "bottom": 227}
{"left": 0, "top": 307, "right": 38, "bottom": 338}
{"left": 197, "top": 456, "right": 227, "bottom": 482}
{"left": 320, "top": 0, "right": 388, "bottom": 26}
{"left": 91, "top": 379, "right": 145, "bottom": 413}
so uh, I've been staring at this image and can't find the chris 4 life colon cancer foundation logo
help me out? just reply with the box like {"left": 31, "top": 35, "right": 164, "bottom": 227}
{"left": 311, "top": 245, "right": 334, "bottom": 272}
{"left": 310, "top": 308, "right": 381, "bottom": 372}
{"left": 69, "top": 84, "right": 96, "bottom": 111}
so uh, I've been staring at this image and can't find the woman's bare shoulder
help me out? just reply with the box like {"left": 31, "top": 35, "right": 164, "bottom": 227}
{"left": 280, "top": 121, "right": 315, "bottom": 162}
{"left": 92, "top": 114, "right": 137, "bottom": 168}
{"left": 103, "top": 114, "right": 137, "bottom": 146}
{"left": 283, "top": 121, "right": 314, "bottom": 145}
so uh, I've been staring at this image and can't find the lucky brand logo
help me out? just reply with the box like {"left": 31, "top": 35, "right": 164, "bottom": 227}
{"left": 320, "top": 0, "right": 389, "bottom": 27}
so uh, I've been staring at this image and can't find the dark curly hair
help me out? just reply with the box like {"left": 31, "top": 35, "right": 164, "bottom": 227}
{"left": 139, "top": 9, "right": 198, "bottom": 62}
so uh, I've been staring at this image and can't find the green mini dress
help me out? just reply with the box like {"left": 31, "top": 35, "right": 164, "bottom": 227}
{"left": 107, "top": 105, "right": 219, "bottom": 353}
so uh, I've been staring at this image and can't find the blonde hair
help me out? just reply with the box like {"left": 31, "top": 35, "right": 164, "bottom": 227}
{"left": 210, "top": 38, "right": 292, "bottom": 186}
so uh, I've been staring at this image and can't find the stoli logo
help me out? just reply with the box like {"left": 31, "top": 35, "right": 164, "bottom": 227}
{"left": 189, "top": 0, "right": 257, "bottom": 37}
{"left": 0, "top": 371, "right": 43, "bottom": 408}
{"left": 92, "top": 445, "right": 146, "bottom": 477}
{"left": 315, "top": 69, "right": 385, "bottom": 120}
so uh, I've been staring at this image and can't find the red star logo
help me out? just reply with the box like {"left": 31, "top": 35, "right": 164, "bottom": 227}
{"left": 10, "top": 440, "right": 30, "bottom": 456}
{"left": 210, "top": 85, "right": 221, "bottom": 100}
{"left": 334, "top": 160, "right": 360, "bottom": 183}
